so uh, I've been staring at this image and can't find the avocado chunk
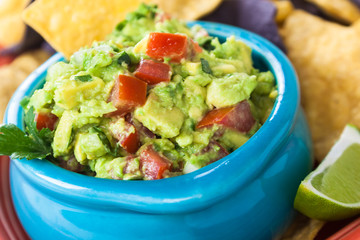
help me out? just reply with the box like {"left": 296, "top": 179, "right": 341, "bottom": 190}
{"left": 54, "top": 77, "right": 105, "bottom": 110}
{"left": 218, "top": 129, "right": 249, "bottom": 152}
{"left": 134, "top": 93, "right": 185, "bottom": 138}
{"left": 211, "top": 36, "right": 253, "bottom": 74}
{"left": 207, "top": 73, "right": 257, "bottom": 108}
{"left": 76, "top": 132, "right": 108, "bottom": 160}
{"left": 74, "top": 134, "right": 87, "bottom": 164}
{"left": 52, "top": 110, "right": 74, "bottom": 157}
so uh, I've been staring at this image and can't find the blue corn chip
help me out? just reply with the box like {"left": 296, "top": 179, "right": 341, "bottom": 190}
{"left": 202, "top": 0, "right": 286, "bottom": 52}
{"left": 350, "top": 0, "right": 360, "bottom": 8}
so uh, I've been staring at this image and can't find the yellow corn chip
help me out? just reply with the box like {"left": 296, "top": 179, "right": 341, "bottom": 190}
{"left": 0, "top": 0, "right": 29, "bottom": 47}
{"left": 282, "top": 10, "right": 360, "bottom": 161}
{"left": 22, "top": 0, "right": 223, "bottom": 58}
{"left": 272, "top": 0, "right": 294, "bottom": 24}
{"left": 22, "top": 0, "right": 151, "bottom": 59}
{"left": 307, "top": 0, "right": 360, "bottom": 24}
{"left": 0, "top": 0, "right": 29, "bottom": 16}
{"left": 0, "top": 13, "right": 26, "bottom": 47}
{"left": 152, "top": 0, "right": 223, "bottom": 20}
{"left": 0, "top": 50, "right": 50, "bottom": 122}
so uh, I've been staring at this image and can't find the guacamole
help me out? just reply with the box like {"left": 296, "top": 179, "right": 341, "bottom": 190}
{"left": 26, "top": 4, "right": 277, "bottom": 180}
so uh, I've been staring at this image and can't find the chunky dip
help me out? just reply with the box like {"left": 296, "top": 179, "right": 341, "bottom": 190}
{"left": 25, "top": 4, "right": 277, "bottom": 180}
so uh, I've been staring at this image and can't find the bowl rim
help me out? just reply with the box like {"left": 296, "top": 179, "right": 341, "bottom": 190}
{"left": 5, "top": 21, "right": 299, "bottom": 214}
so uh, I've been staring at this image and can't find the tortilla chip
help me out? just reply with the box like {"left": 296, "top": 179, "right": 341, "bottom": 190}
{"left": 272, "top": 1, "right": 294, "bottom": 24}
{"left": 306, "top": 0, "right": 360, "bottom": 24}
{"left": 153, "top": 0, "right": 223, "bottom": 20}
{"left": 280, "top": 214, "right": 324, "bottom": 240}
{"left": 22, "top": 0, "right": 151, "bottom": 59}
{"left": 0, "top": 0, "right": 29, "bottom": 16}
{"left": 0, "top": 13, "right": 26, "bottom": 47}
{"left": 0, "top": 0, "right": 29, "bottom": 47}
{"left": 0, "top": 50, "right": 50, "bottom": 122}
{"left": 281, "top": 10, "right": 360, "bottom": 161}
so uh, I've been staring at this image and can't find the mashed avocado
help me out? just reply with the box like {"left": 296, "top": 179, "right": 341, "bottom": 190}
{"left": 26, "top": 4, "right": 277, "bottom": 180}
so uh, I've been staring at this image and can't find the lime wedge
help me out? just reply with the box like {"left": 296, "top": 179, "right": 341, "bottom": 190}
{"left": 294, "top": 124, "right": 360, "bottom": 221}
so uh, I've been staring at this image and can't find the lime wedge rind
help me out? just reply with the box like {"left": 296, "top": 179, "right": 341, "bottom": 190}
{"left": 294, "top": 125, "right": 360, "bottom": 221}
{"left": 295, "top": 180, "right": 360, "bottom": 221}
{"left": 314, "top": 124, "right": 360, "bottom": 173}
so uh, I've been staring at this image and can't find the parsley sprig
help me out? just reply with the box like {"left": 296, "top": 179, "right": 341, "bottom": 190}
{"left": 0, "top": 108, "right": 53, "bottom": 160}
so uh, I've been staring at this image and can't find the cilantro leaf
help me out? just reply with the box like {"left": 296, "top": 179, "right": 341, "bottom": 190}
{"left": 117, "top": 51, "right": 131, "bottom": 66}
{"left": 91, "top": 126, "right": 119, "bottom": 156}
{"left": 115, "top": 20, "right": 127, "bottom": 31}
{"left": 200, "top": 58, "right": 213, "bottom": 74}
{"left": 75, "top": 75, "right": 93, "bottom": 82}
{"left": 20, "top": 96, "right": 30, "bottom": 109}
{"left": 199, "top": 38, "right": 215, "bottom": 51}
{"left": 0, "top": 108, "right": 53, "bottom": 160}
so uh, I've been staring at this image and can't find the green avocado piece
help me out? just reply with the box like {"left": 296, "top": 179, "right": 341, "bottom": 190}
{"left": 206, "top": 73, "right": 257, "bottom": 108}
{"left": 134, "top": 93, "right": 185, "bottom": 138}
{"left": 211, "top": 36, "right": 253, "bottom": 74}
{"left": 77, "top": 132, "right": 108, "bottom": 160}
{"left": 218, "top": 129, "right": 249, "bottom": 152}
{"left": 52, "top": 110, "right": 74, "bottom": 157}
{"left": 28, "top": 89, "right": 53, "bottom": 112}
{"left": 94, "top": 156, "right": 142, "bottom": 180}
{"left": 54, "top": 77, "right": 105, "bottom": 110}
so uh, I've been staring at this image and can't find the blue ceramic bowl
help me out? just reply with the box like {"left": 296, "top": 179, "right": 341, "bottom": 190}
{"left": 5, "top": 21, "right": 313, "bottom": 240}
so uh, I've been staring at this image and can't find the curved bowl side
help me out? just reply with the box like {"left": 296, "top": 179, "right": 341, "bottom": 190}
{"left": 5, "top": 21, "right": 302, "bottom": 215}
{"left": 10, "top": 108, "right": 312, "bottom": 240}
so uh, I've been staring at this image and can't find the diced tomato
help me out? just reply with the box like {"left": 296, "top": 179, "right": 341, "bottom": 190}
{"left": 108, "top": 75, "right": 147, "bottom": 115}
{"left": 190, "top": 39, "right": 203, "bottom": 54}
{"left": 146, "top": 32, "right": 188, "bottom": 63}
{"left": 139, "top": 145, "right": 172, "bottom": 180}
{"left": 110, "top": 118, "right": 140, "bottom": 154}
{"left": 196, "top": 100, "right": 256, "bottom": 133}
{"left": 134, "top": 59, "right": 171, "bottom": 85}
{"left": 35, "top": 112, "right": 58, "bottom": 131}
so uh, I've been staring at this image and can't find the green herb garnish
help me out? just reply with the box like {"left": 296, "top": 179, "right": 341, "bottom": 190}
{"left": 117, "top": 51, "right": 131, "bottom": 66}
{"left": 20, "top": 96, "right": 30, "bottom": 109}
{"left": 75, "top": 75, "right": 93, "bottom": 82}
{"left": 0, "top": 107, "right": 53, "bottom": 160}
{"left": 91, "top": 127, "right": 118, "bottom": 156}
{"left": 200, "top": 58, "right": 212, "bottom": 74}
{"left": 200, "top": 38, "right": 215, "bottom": 51}
{"left": 115, "top": 20, "right": 127, "bottom": 31}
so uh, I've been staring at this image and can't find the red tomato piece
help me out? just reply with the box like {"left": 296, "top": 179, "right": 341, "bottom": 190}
{"left": 146, "top": 32, "right": 188, "bottom": 63}
{"left": 110, "top": 119, "right": 140, "bottom": 154}
{"left": 109, "top": 75, "right": 147, "bottom": 115}
{"left": 134, "top": 59, "right": 171, "bottom": 85}
{"left": 139, "top": 145, "right": 172, "bottom": 180}
{"left": 35, "top": 112, "right": 58, "bottom": 131}
{"left": 196, "top": 100, "right": 256, "bottom": 133}
{"left": 190, "top": 39, "right": 203, "bottom": 54}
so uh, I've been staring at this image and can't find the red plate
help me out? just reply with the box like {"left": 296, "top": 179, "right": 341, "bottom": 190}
{"left": 327, "top": 217, "right": 360, "bottom": 240}
{"left": 0, "top": 156, "right": 29, "bottom": 240}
